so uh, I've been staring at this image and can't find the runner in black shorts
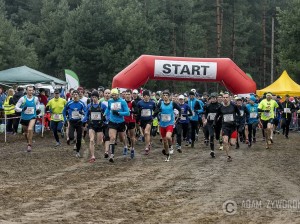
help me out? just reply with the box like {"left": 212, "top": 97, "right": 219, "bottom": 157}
{"left": 83, "top": 91, "right": 105, "bottom": 163}
{"left": 214, "top": 92, "right": 240, "bottom": 162}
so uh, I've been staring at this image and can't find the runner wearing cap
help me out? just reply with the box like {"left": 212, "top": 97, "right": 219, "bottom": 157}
{"left": 176, "top": 94, "right": 192, "bottom": 153}
{"left": 246, "top": 96, "right": 259, "bottom": 147}
{"left": 203, "top": 92, "right": 221, "bottom": 158}
{"left": 82, "top": 91, "right": 105, "bottom": 163}
{"left": 281, "top": 94, "right": 295, "bottom": 139}
{"left": 105, "top": 88, "right": 130, "bottom": 163}
{"left": 100, "top": 89, "right": 111, "bottom": 158}
{"left": 258, "top": 92, "right": 279, "bottom": 149}
{"left": 46, "top": 89, "right": 67, "bottom": 147}
{"left": 187, "top": 91, "right": 203, "bottom": 148}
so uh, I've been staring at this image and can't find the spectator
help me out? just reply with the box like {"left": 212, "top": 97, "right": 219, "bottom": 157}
{"left": 38, "top": 88, "right": 48, "bottom": 106}
{"left": 3, "top": 89, "right": 16, "bottom": 133}
{"left": 0, "top": 87, "right": 7, "bottom": 124}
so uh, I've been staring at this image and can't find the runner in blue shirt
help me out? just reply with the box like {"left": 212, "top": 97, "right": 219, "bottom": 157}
{"left": 104, "top": 88, "right": 130, "bottom": 163}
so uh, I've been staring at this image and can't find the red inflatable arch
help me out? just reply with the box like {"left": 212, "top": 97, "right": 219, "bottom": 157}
{"left": 112, "top": 55, "right": 256, "bottom": 94}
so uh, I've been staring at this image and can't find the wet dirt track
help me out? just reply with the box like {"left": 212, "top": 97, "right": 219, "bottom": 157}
{"left": 0, "top": 130, "right": 300, "bottom": 224}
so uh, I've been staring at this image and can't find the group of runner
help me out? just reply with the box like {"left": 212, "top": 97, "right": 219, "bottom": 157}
{"left": 14, "top": 85, "right": 298, "bottom": 163}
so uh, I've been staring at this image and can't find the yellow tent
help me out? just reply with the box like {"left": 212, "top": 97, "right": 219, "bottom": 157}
{"left": 256, "top": 70, "right": 300, "bottom": 97}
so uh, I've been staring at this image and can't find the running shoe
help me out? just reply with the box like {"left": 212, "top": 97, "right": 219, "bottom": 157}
{"left": 89, "top": 157, "right": 96, "bottom": 163}
{"left": 144, "top": 148, "right": 149, "bottom": 155}
{"left": 67, "top": 139, "right": 70, "bottom": 145}
{"left": 27, "top": 145, "right": 32, "bottom": 152}
{"left": 75, "top": 152, "right": 81, "bottom": 158}
{"left": 210, "top": 151, "right": 215, "bottom": 158}
{"left": 104, "top": 152, "right": 109, "bottom": 158}
{"left": 248, "top": 142, "right": 252, "bottom": 148}
{"left": 165, "top": 154, "right": 170, "bottom": 162}
{"left": 219, "top": 145, "right": 223, "bottom": 150}
{"left": 191, "top": 141, "right": 195, "bottom": 148}
{"left": 123, "top": 147, "right": 128, "bottom": 156}
{"left": 185, "top": 141, "right": 189, "bottom": 146}
{"left": 169, "top": 146, "right": 174, "bottom": 155}
{"left": 177, "top": 145, "right": 182, "bottom": 153}
{"left": 55, "top": 142, "right": 61, "bottom": 148}
{"left": 227, "top": 156, "right": 232, "bottom": 162}
{"left": 109, "top": 155, "right": 114, "bottom": 163}
{"left": 162, "top": 149, "right": 166, "bottom": 155}
{"left": 130, "top": 149, "right": 135, "bottom": 159}
{"left": 253, "top": 137, "right": 256, "bottom": 143}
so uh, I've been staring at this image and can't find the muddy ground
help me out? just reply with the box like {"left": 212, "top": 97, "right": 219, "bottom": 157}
{"left": 0, "top": 129, "right": 300, "bottom": 224}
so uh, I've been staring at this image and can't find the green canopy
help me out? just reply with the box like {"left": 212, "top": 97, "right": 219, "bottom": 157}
{"left": 0, "top": 66, "right": 66, "bottom": 85}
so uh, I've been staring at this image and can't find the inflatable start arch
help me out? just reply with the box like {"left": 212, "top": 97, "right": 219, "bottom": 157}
{"left": 112, "top": 55, "right": 256, "bottom": 94}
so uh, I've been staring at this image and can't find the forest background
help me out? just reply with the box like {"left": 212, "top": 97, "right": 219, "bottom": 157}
{"left": 1, "top": 0, "right": 299, "bottom": 93}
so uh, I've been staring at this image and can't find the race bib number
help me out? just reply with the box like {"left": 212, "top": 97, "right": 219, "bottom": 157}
{"left": 24, "top": 107, "right": 34, "bottom": 115}
{"left": 284, "top": 108, "right": 291, "bottom": 113}
{"left": 53, "top": 114, "right": 62, "bottom": 120}
{"left": 264, "top": 112, "right": 270, "bottom": 118}
{"left": 240, "top": 110, "right": 244, "bottom": 116}
{"left": 141, "top": 109, "right": 151, "bottom": 117}
{"left": 111, "top": 102, "right": 121, "bottom": 111}
{"left": 180, "top": 115, "right": 186, "bottom": 121}
{"left": 208, "top": 113, "right": 216, "bottom": 120}
{"left": 71, "top": 111, "right": 80, "bottom": 119}
{"left": 91, "top": 112, "right": 101, "bottom": 120}
{"left": 250, "top": 112, "right": 257, "bottom": 118}
{"left": 223, "top": 114, "right": 234, "bottom": 122}
{"left": 161, "top": 114, "right": 171, "bottom": 122}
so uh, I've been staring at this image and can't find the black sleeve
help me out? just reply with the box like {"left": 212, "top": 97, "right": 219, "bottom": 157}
{"left": 194, "top": 101, "right": 200, "bottom": 111}
{"left": 244, "top": 106, "right": 249, "bottom": 116}
{"left": 173, "top": 102, "right": 182, "bottom": 118}
{"left": 214, "top": 106, "right": 222, "bottom": 125}
{"left": 132, "top": 101, "right": 138, "bottom": 114}
{"left": 277, "top": 101, "right": 283, "bottom": 110}
{"left": 203, "top": 104, "right": 208, "bottom": 119}
{"left": 187, "top": 107, "right": 193, "bottom": 116}
{"left": 234, "top": 104, "right": 241, "bottom": 116}
{"left": 9, "top": 98, "right": 14, "bottom": 105}
{"left": 153, "top": 101, "right": 162, "bottom": 118}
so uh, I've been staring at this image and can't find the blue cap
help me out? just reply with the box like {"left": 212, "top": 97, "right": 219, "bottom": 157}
{"left": 250, "top": 96, "right": 256, "bottom": 102}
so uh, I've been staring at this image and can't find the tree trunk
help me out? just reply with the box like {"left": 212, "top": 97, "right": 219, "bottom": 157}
{"left": 216, "top": 0, "right": 221, "bottom": 57}
{"left": 231, "top": 0, "right": 236, "bottom": 60}
{"left": 262, "top": 6, "right": 267, "bottom": 87}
